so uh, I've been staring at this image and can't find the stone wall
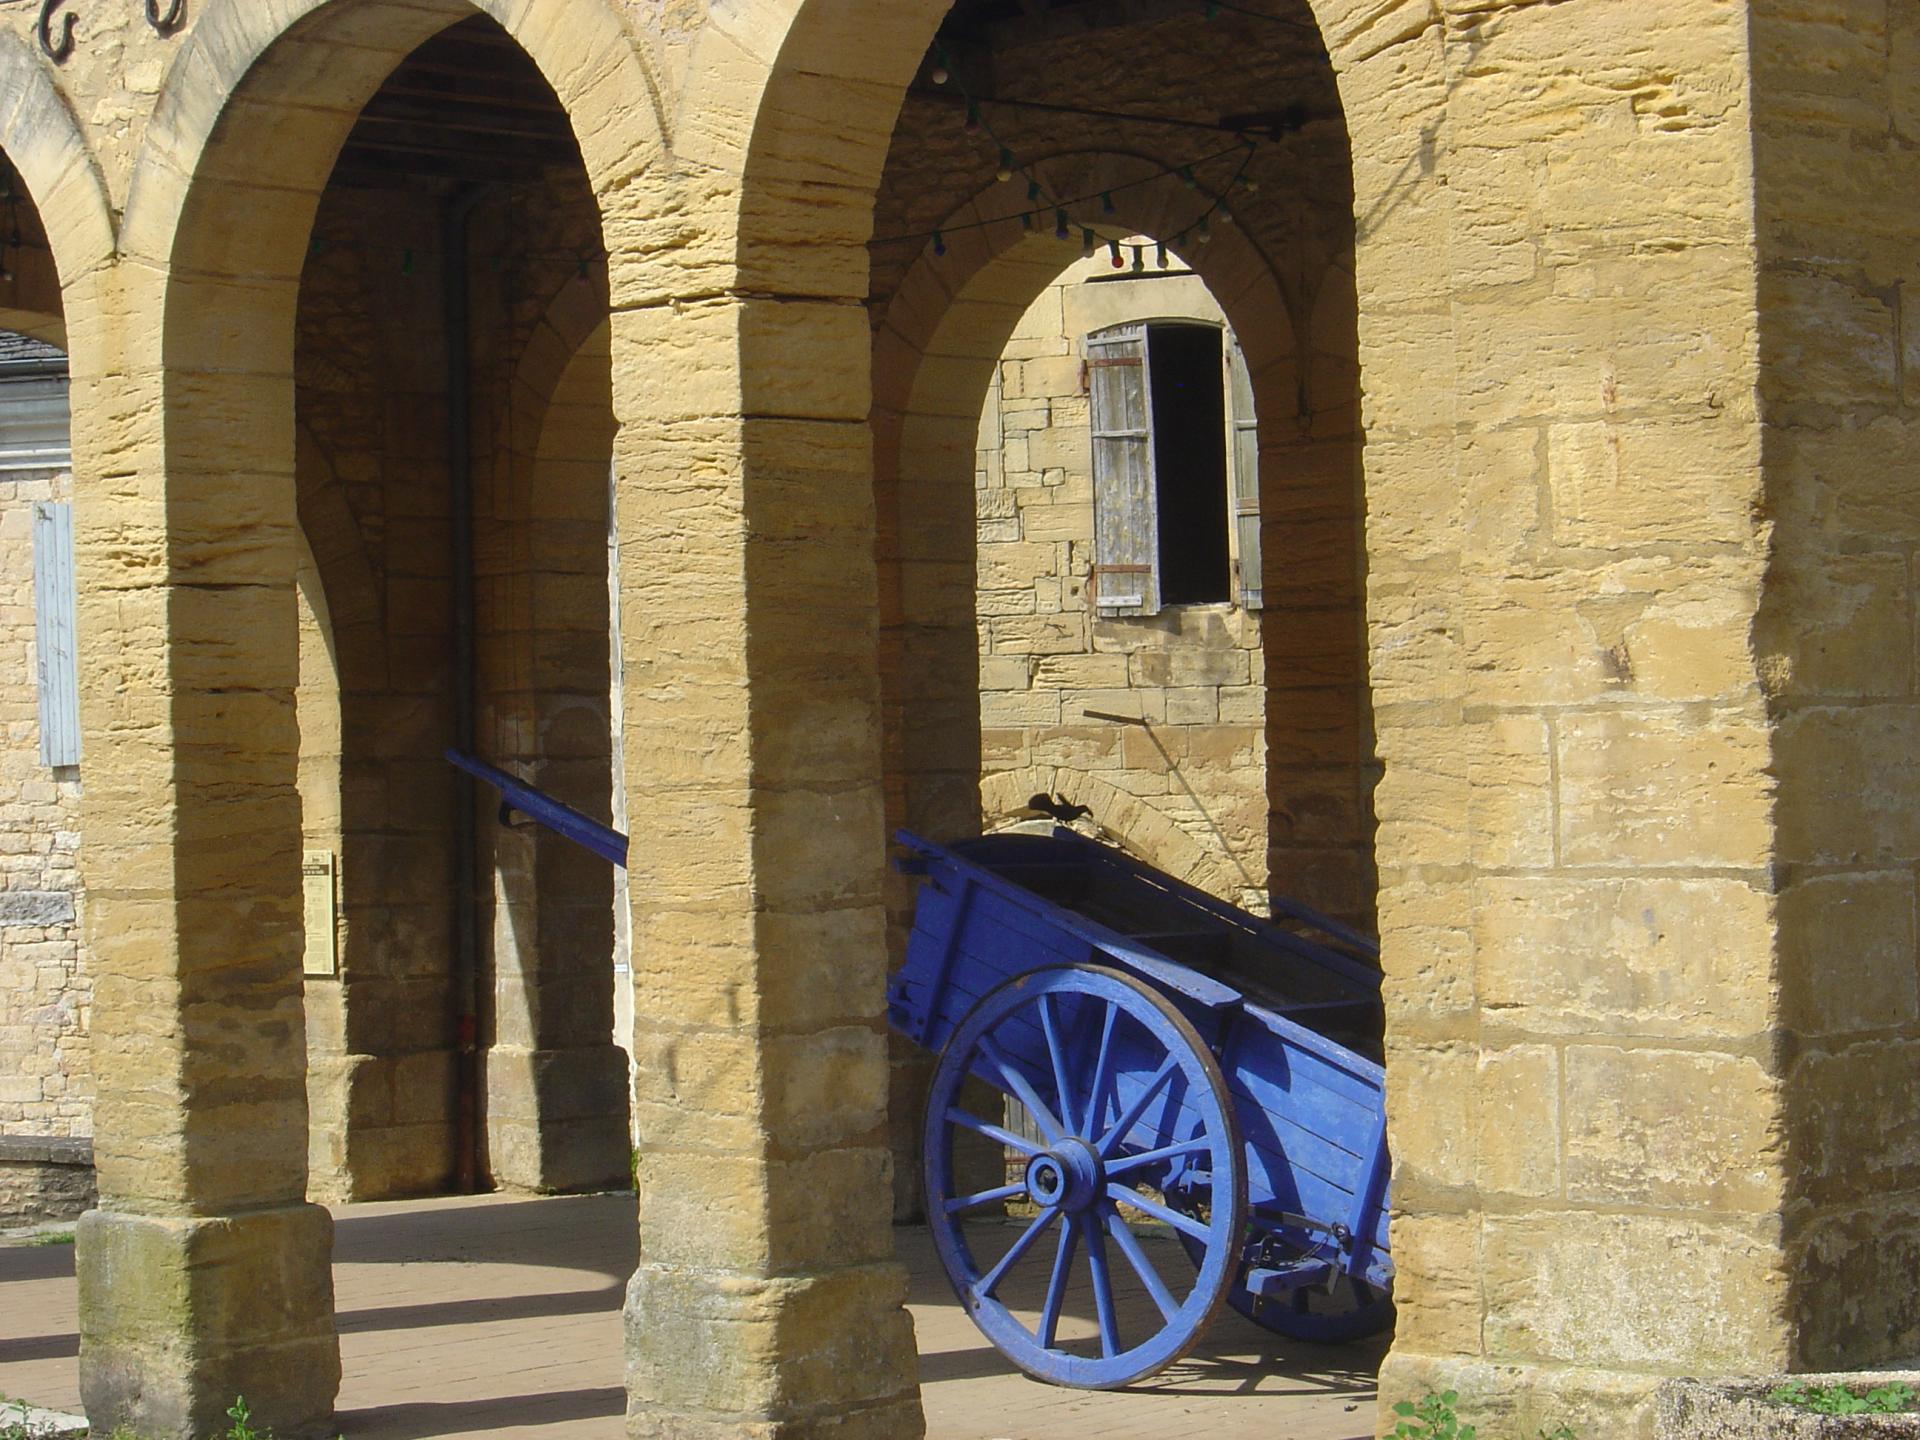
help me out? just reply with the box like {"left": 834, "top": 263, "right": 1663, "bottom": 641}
{"left": 0, "top": 366, "right": 88, "bottom": 1225}
{"left": 974, "top": 252, "right": 1270, "bottom": 907}
{"left": 0, "top": 1134, "right": 92, "bottom": 1225}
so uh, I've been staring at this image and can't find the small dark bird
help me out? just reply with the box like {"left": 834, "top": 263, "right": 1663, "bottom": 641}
{"left": 1026, "top": 793, "right": 1091, "bottom": 823}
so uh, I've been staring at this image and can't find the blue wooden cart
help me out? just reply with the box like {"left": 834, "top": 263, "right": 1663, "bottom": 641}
{"left": 890, "top": 828, "right": 1392, "bottom": 1389}
{"left": 444, "top": 750, "right": 1391, "bottom": 1390}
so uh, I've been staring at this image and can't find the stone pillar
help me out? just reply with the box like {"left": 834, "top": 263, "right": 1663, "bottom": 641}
{"left": 485, "top": 787, "right": 629, "bottom": 1193}
{"left": 614, "top": 296, "right": 922, "bottom": 1438}
{"left": 1752, "top": 0, "right": 1920, "bottom": 1368}
{"left": 71, "top": 338, "right": 340, "bottom": 1436}
{"left": 1366, "top": 6, "right": 1787, "bottom": 1436}
{"left": 480, "top": 312, "right": 629, "bottom": 1193}
{"left": 873, "top": 342, "right": 993, "bottom": 1222}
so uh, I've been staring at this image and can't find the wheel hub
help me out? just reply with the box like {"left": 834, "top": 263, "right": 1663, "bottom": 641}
{"left": 1025, "top": 1136, "right": 1103, "bottom": 1213}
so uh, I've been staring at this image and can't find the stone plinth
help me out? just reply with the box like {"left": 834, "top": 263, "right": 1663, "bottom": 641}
{"left": 77, "top": 1204, "right": 340, "bottom": 1440}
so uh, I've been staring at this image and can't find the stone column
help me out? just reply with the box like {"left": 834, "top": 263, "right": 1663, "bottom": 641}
{"left": 614, "top": 295, "right": 922, "bottom": 1438}
{"left": 1752, "top": 0, "right": 1920, "bottom": 1369}
{"left": 70, "top": 336, "right": 339, "bottom": 1435}
{"left": 480, "top": 324, "right": 628, "bottom": 1194}
{"left": 485, "top": 776, "right": 630, "bottom": 1192}
{"left": 873, "top": 368, "right": 992, "bottom": 1223}
{"left": 1367, "top": 6, "right": 1786, "bottom": 1436}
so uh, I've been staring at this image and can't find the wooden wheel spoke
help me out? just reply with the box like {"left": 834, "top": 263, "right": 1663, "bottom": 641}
{"left": 942, "top": 1106, "right": 1043, "bottom": 1158}
{"left": 1038, "top": 994, "right": 1077, "bottom": 1135}
{"left": 1038, "top": 1215, "right": 1080, "bottom": 1349}
{"left": 978, "top": 1035, "right": 1065, "bottom": 1144}
{"left": 971, "top": 1206, "right": 1060, "bottom": 1302}
{"left": 1083, "top": 1212, "right": 1123, "bottom": 1359}
{"left": 923, "top": 964, "right": 1251, "bottom": 1384}
{"left": 1082, "top": 1001, "right": 1119, "bottom": 1140}
{"left": 943, "top": 1181, "right": 1028, "bottom": 1215}
{"left": 1106, "top": 1183, "right": 1212, "bottom": 1242}
{"left": 1104, "top": 1135, "right": 1211, "bottom": 1176}
{"left": 1104, "top": 1204, "right": 1179, "bottom": 1322}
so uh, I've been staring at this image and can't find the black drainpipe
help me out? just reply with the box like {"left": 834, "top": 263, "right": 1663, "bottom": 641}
{"left": 446, "top": 185, "right": 487, "bottom": 1194}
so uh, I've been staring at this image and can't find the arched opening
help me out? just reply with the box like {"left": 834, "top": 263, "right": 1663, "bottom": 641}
{"left": 290, "top": 14, "right": 623, "bottom": 1201}
{"left": 870, "top": 0, "right": 1368, "bottom": 1146}
{"left": 849, "top": 0, "right": 1380, "bottom": 1417}
{"left": 871, "top": 6, "right": 1367, "bottom": 912}
{"left": 0, "top": 154, "right": 64, "bottom": 348}
{"left": 970, "top": 246, "right": 1273, "bottom": 901}
{"left": 0, "top": 150, "right": 89, "bottom": 1228}
{"left": 76, "top": 1, "right": 648, "bottom": 1430}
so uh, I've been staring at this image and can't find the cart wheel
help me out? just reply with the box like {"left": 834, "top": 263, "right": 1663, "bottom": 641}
{"left": 1172, "top": 1220, "right": 1396, "bottom": 1344}
{"left": 923, "top": 964, "right": 1245, "bottom": 1389}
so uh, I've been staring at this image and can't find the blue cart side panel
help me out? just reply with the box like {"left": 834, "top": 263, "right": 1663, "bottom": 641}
{"left": 1222, "top": 1006, "right": 1392, "bottom": 1277}
{"left": 888, "top": 828, "right": 1393, "bottom": 1287}
{"left": 888, "top": 842, "right": 1242, "bottom": 1058}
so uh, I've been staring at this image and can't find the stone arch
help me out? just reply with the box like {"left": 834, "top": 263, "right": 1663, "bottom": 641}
{"left": 874, "top": 158, "right": 1306, "bottom": 877}
{"left": 980, "top": 767, "right": 1236, "bottom": 897}
{"left": 0, "top": 26, "right": 115, "bottom": 352}
{"left": 686, "top": 0, "right": 1440, "bottom": 285}
{"left": 123, "top": 0, "right": 659, "bottom": 274}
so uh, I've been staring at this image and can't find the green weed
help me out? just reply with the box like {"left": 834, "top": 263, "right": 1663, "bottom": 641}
{"left": 1390, "top": 1391, "right": 1476, "bottom": 1440}
{"left": 1767, "top": 1380, "right": 1918, "bottom": 1416}
{"left": 0, "top": 1396, "right": 56, "bottom": 1440}
{"left": 1389, "top": 1392, "right": 1583, "bottom": 1440}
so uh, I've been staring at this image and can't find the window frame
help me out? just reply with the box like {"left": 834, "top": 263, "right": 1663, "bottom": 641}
{"left": 1085, "top": 315, "right": 1260, "bottom": 617}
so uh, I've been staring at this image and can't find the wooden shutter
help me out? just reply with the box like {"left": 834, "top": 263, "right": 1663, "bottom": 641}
{"left": 1226, "top": 334, "right": 1263, "bottom": 611}
{"left": 33, "top": 501, "right": 79, "bottom": 767}
{"left": 1087, "top": 323, "right": 1159, "bottom": 616}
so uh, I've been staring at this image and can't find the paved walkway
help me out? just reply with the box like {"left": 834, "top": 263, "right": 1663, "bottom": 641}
{"left": 0, "top": 1193, "right": 1380, "bottom": 1440}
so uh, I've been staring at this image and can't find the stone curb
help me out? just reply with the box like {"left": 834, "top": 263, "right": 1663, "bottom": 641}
{"left": 0, "top": 1402, "right": 88, "bottom": 1437}
{"left": 1657, "top": 1373, "right": 1920, "bottom": 1438}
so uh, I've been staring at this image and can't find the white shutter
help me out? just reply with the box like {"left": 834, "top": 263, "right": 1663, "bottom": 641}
{"left": 34, "top": 501, "right": 79, "bottom": 767}
{"left": 1087, "top": 323, "right": 1158, "bottom": 615}
{"left": 1226, "top": 334, "right": 1262, "bottom": 611}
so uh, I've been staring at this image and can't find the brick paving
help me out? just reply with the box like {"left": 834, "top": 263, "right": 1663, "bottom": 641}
{"left": 0, "top": 1193, "right": 1380, "bottom": 1439}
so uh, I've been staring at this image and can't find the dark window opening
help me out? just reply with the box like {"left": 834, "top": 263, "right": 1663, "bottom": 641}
{"left": 1147, "top": 323, "right": 1230, "bottom": 605}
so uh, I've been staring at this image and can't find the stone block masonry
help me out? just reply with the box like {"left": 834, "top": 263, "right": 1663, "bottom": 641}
{"left": 0, "top": 1, "right": 1914, "bottom": 1438}
{"left": 0, "top": 446, "right": 90, "bottom": 1223}
{"left": 0, "top": 1134, "right": 93, "bottom": 1224}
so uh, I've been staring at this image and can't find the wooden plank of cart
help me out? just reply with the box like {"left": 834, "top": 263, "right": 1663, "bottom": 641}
{"left": 889, "top": 827, "right": 1392, "bottom": 1389}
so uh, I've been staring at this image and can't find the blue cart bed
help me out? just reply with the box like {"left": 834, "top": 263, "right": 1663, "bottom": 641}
{"left": 889, "top": 828, "right": 1392, "bottom": 1389}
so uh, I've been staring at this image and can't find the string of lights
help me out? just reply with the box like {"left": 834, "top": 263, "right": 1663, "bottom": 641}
{"left": 906, "top": 85, "right": 1287, "bottom": 139}
{"left": 1196, "top": 0, "right": 1320, "bottom": 32}
{"left": 878, "top": 46, "right": 1261, "bottom": 268}
{"left": 303, "top": 234, "right": 606, "bottom": 278}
